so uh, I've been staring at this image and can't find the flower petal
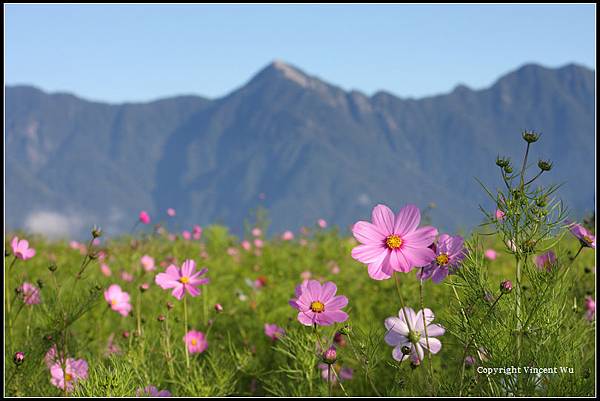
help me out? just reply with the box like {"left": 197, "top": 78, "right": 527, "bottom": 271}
{"left": 372, "top": 204, "right": 395, "bottom": 234}
{"left": 394, "top": 204, "right": 421, "bottom": 236}
{"left": 352, "top": 221, "right": 386, "bottom": 244}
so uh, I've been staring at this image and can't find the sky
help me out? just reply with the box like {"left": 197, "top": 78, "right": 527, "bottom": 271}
{"left": 4, "top": 4, "right": 596, "bottom": 103}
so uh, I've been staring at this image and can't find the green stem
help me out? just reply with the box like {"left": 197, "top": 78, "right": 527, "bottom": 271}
{"left": 393, "top": 272, "right": 413, "bottom": 333}
{"left": 515, "top": 257, "right": 522, "bottom": 363}
{"left": 183, "top": 296, "right": 190, "bottom": 369}
{"left": 136, "top": 293, "right": 142, "bottom": 337}
{"left": 419, "top": 268, "right": 436, "bottom": 395}
{"left": 328, "top": 364, "right": 332, "bottom": 397}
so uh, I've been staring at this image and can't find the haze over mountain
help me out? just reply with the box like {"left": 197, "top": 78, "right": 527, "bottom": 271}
{"left": 5, "top": 61, "right": 595, "bottom": 239}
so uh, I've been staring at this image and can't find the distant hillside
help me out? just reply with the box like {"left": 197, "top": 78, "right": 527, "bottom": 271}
{"left": 5, "top": 61, "right": 595, "bottom": 238}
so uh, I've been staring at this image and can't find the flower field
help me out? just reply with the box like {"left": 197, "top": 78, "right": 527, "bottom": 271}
{"left": 4, "top": 134, "right": 596, "bottom": 397}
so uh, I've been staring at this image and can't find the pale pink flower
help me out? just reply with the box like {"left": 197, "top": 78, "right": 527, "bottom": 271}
{"left": 484, "top": 249, "right": 498, "bottom": 260}
{"left": 193, "top": 225, "right": 202, "bottom": 240}
{"left": 289, "top": 280, "right": 348, "bottom": 326}
{"left": 317, "top": 219, "right": 328, "bottom": 229}
{"left": 137, "top": 386, "right": 171, "bottom": 397}
{"left": 104, "top": 284, "right": 132, "bottom": 316}
{"left": 534, "top": 251, "right": 557, "bottom": 271}
{"left": 252, "top": 227, "right": 262, "bottom": 237}
{"left": 50, "top": 358, "right": 88, "bottom": 392}
{"left": 299, "top": 239, "right": 308, "bottom": 247}
{"left": 318, "top": 363, "right": 353, "bottom": 383}
{"left": 567, "top": 222, "right": 596, "bottom": 249}
{"left": 100, "top": 263, "right": 112, "bottom": 277}
{"left": 264, "top": 323, "right": 285, "bottom": 341}
{"left": 155, "top": 260, "right": 209, "bottom": 300}
{"left": 141, "top": 255, "right": 155, "bottom": 272}
{"left": 69, "top": 241, "right": 81, "bottom": 250}
{"left": 139, "top": 211, "right": 151, "bottom": 224}
{"left": 167, "top": 208, "right": 176, "bottom": 217}
{"left": 585, "top": 296, "right": 595, "bottom": 321}
{"left": 384, "top": 307, "right": 445, "bottom": 363}
{"left": 183, "top": 330, "right": 208, "bottom": 354}
{"left": 105, "top": 333, "right": 121, "bottom": 356}
{"left": 92, "top": 238, "right": 101, "bottom": 246}
{"left": 282, "top": 231, "right": 294, "bottom": 241}
{"left": 44, "top": 345, "right": 64, "bottom": 368}
{"left": 182, "top": 230, "right": 191, "bottom": 240}
{"left": 495, "top": 209, "right": 505, "bottom": 221}
{"left": 168, "top": 234, "right": 177, "bottom": 241}
{"left": 227, "top": 247, "right": 239, "bottom": 256}
{"left": 121, "top": 271, "right": 134, "bottom": 282}
{"left": 241, "top": 240, "right": 252, "bottom": 251}
{"left": 20, "top": 282, "right": 41, "bottom": 305}
{"left": 300, "top": 271, "right": 312, "bottom": 280}
{"left": 351, "top": 204, "right": 437, "bottom": 280}
{"left": 254, "top": 239, "right": 264, "bottom": 248}
{"left": 11, "top": 236, "right": 36, "bottom": 260}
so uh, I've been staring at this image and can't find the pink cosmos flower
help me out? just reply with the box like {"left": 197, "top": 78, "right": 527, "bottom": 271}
{"left": 155, "top": 260, "right": 209, "bottom": 300}
{"left": 585, "top": 296, "right": 595, "bottom": 321}
{"left": 241, "top": 240, "right": 251, "bottom": 251}
{"left": 384, "top": 307, "right": 445, "bottom": 363}
{"left": 100, "top": 263, "right": 112, "bottom": 277}
{"left": 318, "top": 363, "right": 353, "bottom": 383}
{"left": 495, "top": 209, "right": 506, "bottom": 221}
{"left": 182, "top": 230, "right": 191, "bottom": 240}
{"left": 44, "top": 345, "right": 65, "bottom": 368}
{"left": 417, "top": 234, "right": 466, "bottom": 283}
{"left": 252, "top": 228, "right": 262, "bottom": 237}
{"left": 299, "top": 239, "right": 308, "bottom": 247}
{"left": 254, "top": 239, "right": 264, "bottom": 248}
{"left": 567, "top": 222, "right": 596, "bottom": 249}
{"left": 264, "top": 323, "right": 285, "bottom": 341}
{"left": 282, "top": 231, "right": 294, "bottom": 241}
{"left": 167, "top": 208, "right": 176, "bottom": 217}
{"left": 289, "top": 280, "right": 348, "bottom": 326}
{"left": 11, "top": 236, "right": 36, "bottom": 260}
{"left": 227, "top": 247, "right": 239, "bottom": 256}
{"left": 141, "top": 255, "right": 155, "bottom": 272}
{"left": 300, "top": 271, "right": 312, "bottom": 280}
{"left": 104, "top": 284, "right": 132, "bottom": 316}
{"left": 105, "top": 333, "right": 121, "bottom": 356}
{"left": 92, "top": 238, "right": 101, "bottom": 246}
{"left": 534, "top": 251, "right": 557, "bottom": 271}
{"left": 69, "top": 241, "right": 81, "bottom": 250}
{"left": 137, "top": 386, "right": 172, "bottom": 397}
{"left": 484, "top": 249, "right": 497, "bottom": 260}
{"left": 121, "top": 271, "right": 134, "bottom": 282}
{"left": 139, "top": 211, "right": 151, "bottom": 224}
{"left": 192, "top": 225, "right": 202, "bottom": 239}
{"left": 183, "top": 330, "right": 208, "bottom": 354}
{"left": 351, "top": 204, "right": 438, "bottom": 280}
{"left": 50, "top": 358, "right": 88, "bottom": 392}
{"left": 20, "top": 282, "right": 41, "bottom": 305}
{"left": 317, "top": 219, "right": 328, "bottom": 229}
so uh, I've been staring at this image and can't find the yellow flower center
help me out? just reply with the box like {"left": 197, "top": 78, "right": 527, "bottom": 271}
{"left": 65, "top": 373, "right": 73, "bottom": 382}
{"left": 111, "top": 299, "right": 117, "bottom": 306}
{"left": 191, "top": 339, "right": 197, "bottom": 346}
{"left": 584, "top": 236, "right": 593, "bottom": 245}
{"left": 310, "top": 301, "right": 325, "bottom": 313}
{"left": 179, "top": 276, "right": 189, "bottom": 284}
{"left": 386, "top": 235, "right": 403, "bottom": 250}
{"left": 436, "top": 254, "right": 450, "bottom": 266}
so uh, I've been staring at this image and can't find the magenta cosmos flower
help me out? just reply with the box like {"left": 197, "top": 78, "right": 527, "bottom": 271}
{"left": 264, "top": 323, "right": 285, "bottom": 341}
{"left": 11, "top": 236, "right": 36, "bottom": 260}
{"left": 104, "top": 284, "right": 132, "bottom": 316}
{"left": 50, "top": 358, "right": 88, "bottom": 392}
{"left": 317, "top": 219, "right": 328, "bottom": 229}
{"left": 384, "top": 307, "right": 445, "bottom": 363}
{"left": 282, "top": 231, "right": 295, "bottom": 241}
{"left": 351, "top": 204, "right": 438, "bottom": 280}
{"left": 183, "top": 330, "right": 208, "bottom": 354}
{"left": 585, "top": 296, "right": 595, "bottom": 321}
{"left": 567, "top": 222, "right": 596, "bottom": 249}
{"left": 137, "top": 386, "right": 172, "bottom": 397}
{"left": 167, "top": 208, "right": 176, "bottom": 217}
{"left": 535, "top": 251, "right": 557, "bottom": 271}
{"left": 495, "top": 209, "right": 506, "bottom": 221}
{"left": 484, "top": 249, "right": 498, "bottom": 260}
{"left": 289, "top": 280, "right": 348, "bottom": 326}
{"left": 318, "top": 363, "right": 353, "bottom": 383}
{"left": 20, "top": 282, "right": 41, "bottom": 305}
{"left": 155, "top": 260, "right": 209, "bottom": 300}
{"left": 141, "top": 255, "right": 155, "bottom": 272}
{"left": 139, "top": 211, "right": 151, "bottom": 224}
{"left": 417, "top": 234, "right": 466, "bottom": 283}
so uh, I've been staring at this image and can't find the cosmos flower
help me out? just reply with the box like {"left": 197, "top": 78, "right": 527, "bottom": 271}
{"left": 104, "top": 284, "right": 132, "bottom": 316}
{"left": 318, "top": 363, "right": 353, "bottom": 383}
{"left": 567, "top": 222, "right": 596, "bottom": 249}
{"left": 351, "top": 204, "right": 437, "bottom": 280}
{"left": 282, "top": 231, "right": 295, "bottom": 241}
{"left": 254, "top": 239, "right": 264, "bottom": 248}
{"left": 252, "top": 228, "right": 262, "bottom": 237}
{"left": 100, "top": 263, "right": 112, "bottom": 277}
{"left": 155, "top": 260, "right": 209, "bottom": 300}
{"left": 495, "top": 209, "right": 506, "bottom": 221}
{"left": 20, "top": 282, "right": 41, "bottom": 305}
{"left": 137, "top": 386, "right": 172, "bottom": 397}
{"left": 289, "top": 280, "right": 348, "bottom": 326}
{"left": 264, "top": 323, "right": 285, "bottom": 341}
{"left": 139, "top": 211, "right": 151, "bottom": 225}
{"left": 49, "top": 358, "right": 88, "bottom": 392}
{"left": 11, "top": 236, "right": 36, "bottom": 260}
{"left": 167, "top": 208, "right": 176, "bottom": 217}
{"left": 141, "top": 255, "right": 155, "bottom": 272}
{"left": 417, "top": 234, "right": 466, "bottom": 283}
{"left": 484, "top": 249, "right": 498, "bottom": 260}
{"left": 585, "top": 296, "right": 595, "bottom": 321}
{"left": 317, "top": 219, "right": 328, "bottom": 229}
{"left": 183, "top": 330, "right": 208, "bottom": 354}
{"left": 534, "top": 251, "right": 557, "bottom": 271}
{"left": 120, "top": 271, "right": 134, "bottom": 282}
{"left": 182, "top": 230, "right": 191, "bottom": 240}
{"left": 384, "top": 307, "right": 445, "bottom": 363}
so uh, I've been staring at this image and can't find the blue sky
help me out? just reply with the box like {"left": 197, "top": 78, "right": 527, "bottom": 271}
{"left": 4, "top": 4, "right": 596, "bottom": 103}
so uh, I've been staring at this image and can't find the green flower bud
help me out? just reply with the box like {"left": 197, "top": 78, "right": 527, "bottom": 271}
{"left": 522, "top": 130, "right": 540, "bottom": 143}
{"left": 537, "top": 159, "right": 552, "bottom": 171}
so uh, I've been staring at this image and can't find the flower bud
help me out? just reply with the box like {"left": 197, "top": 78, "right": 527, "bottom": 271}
{"left": 91, "top": 226, "right": 102, "bottom": 238}
{"left": 157, "top": 315, "right": 165, "bottom": 322}
{"left": 36, "top": 279, "right": 44, "bottom": 289}
{"left": 333, "top": 331, "right": 347, "bottom": 347}
{"left": 139, "top": 283, "right": 150, "bottom": 293}
{"left": 500, "top": 280, "right": 513, "bottom": 294}
{"left": 537, "top": 159, "right": 552, "bottom": 172}
{"left": 166, "top": 301, "right": 174, "bottom": 310}
{"left": 14, "top": 351, "right": 25, "bottom": 366}
{"left": 504, "top": 165, "right": 513, "bottom": 174}
{"left": 338, "top": 325, "right": 352, "bottom": 335}
{"left": 122, "top": 331, "right": 130, "bottom": 339}
{"left": 401, "top": 345, "right": 411, "bottom": 355}
{"left": 522, "top": 130, "right": 540, "bottom": 143}
{"left": 465, "top": 355, "right": 476, "bottom": 367}
{"left": 495, "top": 156, "right": 509, "bottom": 168}
{"left": 214, "top": 303, "right": 223, "bottom": 313}
{"left": 48, "top": 263, "right": 58, "bottom": 272}
{"left": 322, "top": 345, "right": 337, "bottom": 364}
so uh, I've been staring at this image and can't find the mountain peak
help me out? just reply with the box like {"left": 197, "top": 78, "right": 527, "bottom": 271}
{"left": 261, "top": 59, "right": 311, "bottom": 87}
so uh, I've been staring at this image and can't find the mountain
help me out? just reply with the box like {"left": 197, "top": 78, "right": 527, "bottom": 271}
{"left": 5, "top": 61, "right": 595, "bottom": 239}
